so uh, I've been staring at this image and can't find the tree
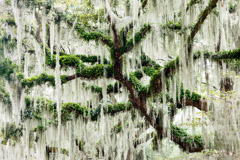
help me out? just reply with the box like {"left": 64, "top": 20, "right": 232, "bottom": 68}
{"left": 0, "top": 0, "right": 240, "bottom": 159}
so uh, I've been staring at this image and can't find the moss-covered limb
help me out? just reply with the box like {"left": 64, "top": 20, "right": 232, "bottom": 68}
{"left": 45, "top": 48, "right": 110, "bottom": 68}
{"left": 23, "top": 97, "right": 131, "bottom": 122}
{"left": 149, "top": 57, "right": 179, "bottom": 96}
{"left": 0, "top": 58, "right": 17, "bottom": 80}
{"left": 186, "top": 0, "right": 201, "bottom": 12}
{"left": 193, "top": 48, "right": 240, "bottom": 60}
{"left": 1, "top": 123, "right": 23, "bottom": 145}
{"left": 187, "top": 0, "right": 219, "bottom": 53}
{"left": 66, "top": 18, "right": 114, "bottom": 48}
{"left": 177, "top": 87, "right": 208, "bottom": 112}
{"left": 21, "top": 64, "right": 113, "bottom": 88}
{"left": 62, "top": 64, "right": 114, "bottom": 83}
{"left": 171, "top": 124, "right": 204, "bottom": 152}
{"left": 120, "top": 24, "right": 151, "bottom": 55}
{"left": 21, "top": 73, "right": 55, "bottom": 88}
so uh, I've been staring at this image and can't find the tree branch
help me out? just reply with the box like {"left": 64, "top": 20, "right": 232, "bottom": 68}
{"left": 120, "top": 24, "right": 151, "bottom": 55}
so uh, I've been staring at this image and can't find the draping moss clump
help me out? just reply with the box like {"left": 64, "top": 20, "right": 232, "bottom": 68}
{"left": 171, "top": 124, "right": 203, "bottom": 148}
{"left": 1, "top": 123, "right": 23, "bottom": 145}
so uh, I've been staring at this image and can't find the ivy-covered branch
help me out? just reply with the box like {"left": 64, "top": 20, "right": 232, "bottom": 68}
{"left": 187, "top": 0, "right": 219, "bottom": 53}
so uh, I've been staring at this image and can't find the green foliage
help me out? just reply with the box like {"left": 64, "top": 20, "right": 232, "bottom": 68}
{"left": 22, "top": 73, "right": 55, "bottom": 88}
{"left": 33, "top": 124, "right": 47, "bottom": 132}
{"left": 61, "top": 103, "right": 88, "bottom": 122}
{"left": 24, "top": 97, "right": 131, "bottom": 122}
{"left": 162, "top": 21, "right": 182, "bottom": 31}
{"left": 5, "top": 17, "right": 15, "bottom": 26}
{"left": 129, "top": 73, "right": 148, "bottom": 94}
{"left": 143, "top": 66, "right": 157, "bottom": 76}
{"left": 0, "top": 84, "right": 11, "bottom": 107}
{"left": 1, "top": 123, "right": 23, "bottom": 145}
{"left": 105, "top": 103, "right": 131, "bottom": 114}
{"left": 0, "top": 58, "right": 17, "bottom": 80}
{"left": 112, "top": 123, "right": 122, "bottom": 134}
{"left": 133, "top": 70, "right": 143, "bottom": 79}
{"left": 229, "top": 1, "right": 237, "bottom": 13}
{"left": 193, "top": 48, "right": 240, "bottom": 60}
{"left": 24, "top": 0, "right": 54, "bottom": 14}
{"left": 141, "top": 54, "right": 161, "bottom": 69}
